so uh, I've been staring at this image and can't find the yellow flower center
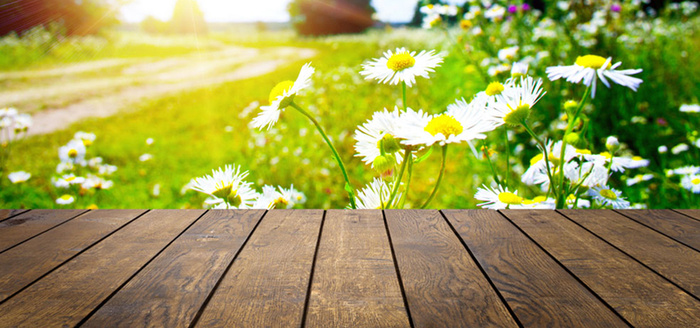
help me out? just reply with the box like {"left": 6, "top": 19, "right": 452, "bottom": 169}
{"left": 82, "top": 139, "right": 92, "bottom": 147}
{"left": 460, "top": 19, "right": 472, "bottom": 30}
{"left": 530, "top": 153, "right": 544, "bottom": 166}
{"left": 692, "top": 178, "right": 700, "bottom": 185}
{"left": 600, "top": 189, "right": 617, "bottom": 200}
{"left": 575, "top": 55, "right": 612, "bottom": 69}
{"left": 523, "top": 196, "right": 547, "bottom": 205}
{"left": 576, "top": 149, "right": 592, "bottom": 155}
{"left": 87, "top": 204, "right": 99, "bottom": 210}
{"left": 68, "top": 149, "right": 78, "bottom": 158}
{"left": 386, "top": 52, "right": 416, "bottom": 72}
{"left": 600, "top": 152, "right": 613, "bottom": 160}
{"left": 485, "top": 82, "right": 505, "bottom": 96}
{"left": 66, "top": 176, "right": 76, "bottom": 182}
{"left": 424, "top": 114, "right": 463, "bottom": 138}
{"left": 273, "top": 197, "right": 289, "bottom": 208}
{"left": 268, "top": 80, "right": 295, "bottom": 104}
{"left": 498, "top": 192, "right": 523, "bottom": 205}
{"left": 212, "top": 183, "right": 233, "bottom": 199}
{"left": 59, "top": 195, "right": 72, "bottom": 201}
{"left": 632, "top": 156, "right": 643, "bottom": 161}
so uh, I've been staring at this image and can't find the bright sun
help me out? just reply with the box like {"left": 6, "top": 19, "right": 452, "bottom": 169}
{"left": 121, "top": 0, "right": 291, "bottom": 23}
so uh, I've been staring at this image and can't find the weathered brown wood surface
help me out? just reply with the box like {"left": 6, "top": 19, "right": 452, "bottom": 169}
{"left": 0, "top": 209, "right": 697, "bottom": 328}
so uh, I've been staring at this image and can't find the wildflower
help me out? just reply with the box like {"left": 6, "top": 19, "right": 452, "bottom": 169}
{"left": 98, "top": 164, "right": 118, "bottom": 176}
{"left": 253, "top": 185, "right": 300, "bottom": 209}
{"left": 58, "top": 139, "right": 86, "bottom": 163}
{"left": 354, "top": 108, "right": 404, "bottom": 169}
{"left": 564, "top": 161, "right": 610, "bottom": 188}
{"left": 8, "top": 171, "right": 31, "bottom": 184}
{"left": 355, "top": 178, "right": 396, "bottom": 209}
{"left": 589, "top": 186, "right": 630, "bottom": 209}
{"left": 510, "top": 62, "right": 528, "bottom": 78}
{"left": 146, "top": 138, "right": 155, "bottom": 145}
{"left": 546, "top": 55, "right": 643, "bottom": 98}
{"left": 671, "top": 166, "right": 700, "bottom": 176}
{"left": 12, "top": 114, "right": 32, "bottom": 133}
{"left": 584, "top": 152, "right": 648, "bottom": 172}
{"left": 658, "top": 145, "right": 668, "bottom": 154}
{"left": 191, "top": 165, "right": 256, "bottom": 209}
{"left": 475, "top": 184, "right": 524, "bottom": 209}
{"left": 605, "top": 136, "right": 620, "bottom": 152}
{"left": 360, "top": 48, "right": 443, "bottom": 87}
{"left": 626, "top": 174, "right": 654, "bottom": 186}
{"left": 252, "top": 63, "right": 314, "bottom": 130}
{"left": 671, "top": 143, "right": 689, "bottom": 154}
{"left": 397, "top": 94, "right": 495, "bottom": 148}
{"left": 498, "top": 46, "right": 519, "bottom": 62}
{"left": 484, "top": 4, "right": 506, "bottom": 21}
{"left": 56, "top": 194, "right": 75, "bottom": 205}
{"left": 522, "top": 140, "right": 578, "bottom": 186}
{"left": 74, "top": 131, "right": 96, "bottom": 147}
{"left": 139, "top": 153, "right": 153, "bottom": 162}
{"left": 487, "top": 76, "right": 546, "bottom": 126}
{"left": 681, "top": 174, "right": 700, "bottom": 193}
{"left": 0, "top": 107, "right": 18, "bottom": 119}
{"left": 680, "top": 104, "right": 700, "bottom": 113}
{"left": 82, "top": 175, "right": 113, "bottom": 190}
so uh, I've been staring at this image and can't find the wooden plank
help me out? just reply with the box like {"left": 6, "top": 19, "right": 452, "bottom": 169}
{"left": 561, "top": 209, "right": 700, "bottom": 297}
{"left": 194, "top": 210, "right": 322, "bottom": 328}
{"left": 384, "top": 210, "right": 518, "bottom": 328}
{"left": 0, "top": 209, "right": 205, "bottom": 327}
{"left": 443, "top": 210, "right": 627, "bottom": 327}
{"left": 305, "top": 210, "right": 410, "bottom": 328}
{"left": 0, "top": 209, "right": 146, "bottom": 303}
{"left": 674, "top": 209, "right": 700, "bottom": 222}
{"left": 0, "top": 209, "right": 29, "bottom": 223}
{"left": 503, "top": 210, "right": 700, "bottom": 327}
{"left": 0, "top": 209, "right": 87, "bottom": 252}
{"left": 616, "top": 210, "right": 700, "bottom": 250}
{"left": 81, "top": 210, "right": 264, "bottom": 328}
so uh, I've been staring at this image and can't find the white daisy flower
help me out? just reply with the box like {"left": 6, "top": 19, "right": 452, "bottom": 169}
{"left": 8, "top": 171, "right": 31, "bottom": 184}
{"left": 354, "top": 107, "right": 409, "bottom": 169}
{"left": 671, "top": 166, "right": 700, "bottom": 176}
{"left": 487, "top": 76, "right": 546, "bottom": 126}
{"left": 252, "top": 185, "right": 297, "bottom": 209}
{"left": 355, "top": 178, "right": 396, "bottom": 209}
{"left": 53, "top": 174, "right": 86, "bottom": 188}
{"left": 522, "top": 140, "right": 578, "bottom": 186}
{"left": 626, "top": 174, "right": 654, "bottom": 186}
{"left": 658, "top": 145, "right": 668, "bottom": 154}
{"left": 681, "top": 174, "right": 700, "bottom": 194}
{"left": 589, "top": 186, "right": 630, "bottom": 209}
{"left": 484, "top": 4, "right": 506, "bottom": 21}
{"left": 510, "top": 62, "right": 529, "bottom": 78}
{"left": 146, "top": 138, "right": 155, "bottom": 145}
{"left": 252, "top": 63, "right": 315, "bottom": 130}
{"left": 56, "top": 162, "right": 75, "bottom": 174}
{"left": 546, "top": 55, "right": 643, "bottom": 98}
{"left": 0, "top": 107, "right": 18, "bottom": 119}
{"left": 73, "top": 131, "right": 96, "bottom": 146}
{"left": 498, "top": 46, "right": 519, "bottom": 62}
{"left": 191, "top": 164, "right": 256, "bottom": 209}
{"left": 680, "top": 104, "right": 700, "bottom": 113}
{"left": 97, "top": 164, "right": 118, "bottom": 176}
{"left": 564, "top": 161, "right": 610, "bottom": 188}
{"left": 56, "top": 194, "right": 75, "bottom": 205}
{"left": 82, "top": 174, "right": 114, "bottom": 190}
{"left": 475, "top": 184, "right": 525, "bottom": 209}
{"left": 139, "top": 153, "right": 153, "bottom": 162}
{"left": 671, "top": 143, "right": 689, "bottom": 154}
{"left": 360, "top": 48, "right": 444, "bottom": 87}
{"left": 58, "top": 139, "right": 87, "bottom": 163}
{"left": 519, "top": 196, "right": 556, "bottom": 209}
{"left": 397, "top": 94, "right": 495, "bottom": 148}
{"left": 12, "top": 114, "right": 32, "bottom": 132}
{"left": 583, "top": 152, "right": 647, "bottom": 173}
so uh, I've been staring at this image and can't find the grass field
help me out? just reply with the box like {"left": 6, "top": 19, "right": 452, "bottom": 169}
{"left": 2, "top": 5, "right": 700, "bottom": 209}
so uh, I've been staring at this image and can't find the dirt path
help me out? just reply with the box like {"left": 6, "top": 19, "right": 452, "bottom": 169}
{"left": 1, "top": 46, "right": 316, "bottom": 136}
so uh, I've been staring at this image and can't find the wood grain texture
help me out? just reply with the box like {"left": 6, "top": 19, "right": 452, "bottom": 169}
{"left": 81, "top": 210, "right": 264, "bottom": 328}
{"left": 0, "top": 209, "right": 205, "bottom": 327}
{"left": 672, "top": 209, "right": 700, "bottom": 222}
{"left": 443, "top": 210, "right": 627, "bottom": 328}
{"left": 0, "top": 209, "right": 29, "bottom": 223}
{"left": 561, "top": 209, "right": 700, "bottom": 297}
{"left": 615, "top": 210, "right": 700, "bottom": 250}
{"left": 0, "top": 209, "right": 146, "bottom": 303}
{"left": 503, "top": 210, "right": 700, "bottom": 327}
{"left": 0, "top": 209, "right": 87, "bottom": 252}
{"left": 384, "top": 210, "right": 518, "bottom": 328}
{"left": 195, "top": 210, "right": 323, "bottom": 328}
{"left": 305, "top": 210, "right": 410, "bottom": 328}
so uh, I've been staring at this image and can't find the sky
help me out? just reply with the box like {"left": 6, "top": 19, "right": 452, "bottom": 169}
{"left": 119, "top": 0, "right": 433, "bottom": 23}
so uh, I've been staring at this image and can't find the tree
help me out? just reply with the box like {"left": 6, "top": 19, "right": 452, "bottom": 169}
{"left": 169, "top": 0, "right": 208, "bottom": 34}
{"left": 288, "top": 0, "right": 375, "bottom": 36}
{"left": 0, "top": 0, "right": 119, "bottom": 36}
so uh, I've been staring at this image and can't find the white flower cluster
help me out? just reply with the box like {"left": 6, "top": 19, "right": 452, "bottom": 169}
{"left": 188, "top": 164, "right": 306, "bottom": 210}
{"left": 2, "top": 107, "right": 33, "bottom": 185}
{"left": 52, "top": 131, "right": 117, "bottom": 206}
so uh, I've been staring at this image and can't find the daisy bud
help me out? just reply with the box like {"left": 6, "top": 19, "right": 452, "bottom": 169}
{"left": 504, "top": 104, "right": 531, "bottom": 126}
{"left": 373, "top": 154, "right": 394, "bottom": 174}
{"left": 606, "top": 136, "right": 620, "bottom": 152}
{"left": 564, "top": 100, "right": 578, "bottom": 114}
{"left": 380, "top": 134, "right": 402, "bottom": 154}
{"left": 565, "top": 132, "right": 583, "bottom": 147}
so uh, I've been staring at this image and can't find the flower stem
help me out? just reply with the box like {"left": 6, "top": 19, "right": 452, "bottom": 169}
{"left": 387, "top": 148, "right": 411, "bottom": 208}
{"left": 402, "top": 82, "right": 407, "bottom": 111}
{"left": 481, "top": 140, "right": 502, "bottom": 186}
{"left": 522, "top": 121, "right": 557, "bottom": 199}
{"left": 399, "top": 154, "right": 414, "bottom": 208}
{"left": 291, "top": 102, "right": 357, "bottom": 209}
{"left": 421, "top": 145, "right": 448, "bottom": 209}
{"left": 504, "top": 127, "right": 510, "bottom": 188}
{"left": 556, "top": 84, "right": 592, "bottom": 208}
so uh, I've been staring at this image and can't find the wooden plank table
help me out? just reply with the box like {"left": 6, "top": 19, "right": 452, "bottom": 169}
{"left": 0, "top": 209, "right": 698, "bottom": 327}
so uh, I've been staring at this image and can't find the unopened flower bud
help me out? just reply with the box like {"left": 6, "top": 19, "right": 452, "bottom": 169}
{"left": 606, "top": 136, "right": 620, "bottom": 152}
{"left": 373, "top": 154, "right": 394, "bottom": 173}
